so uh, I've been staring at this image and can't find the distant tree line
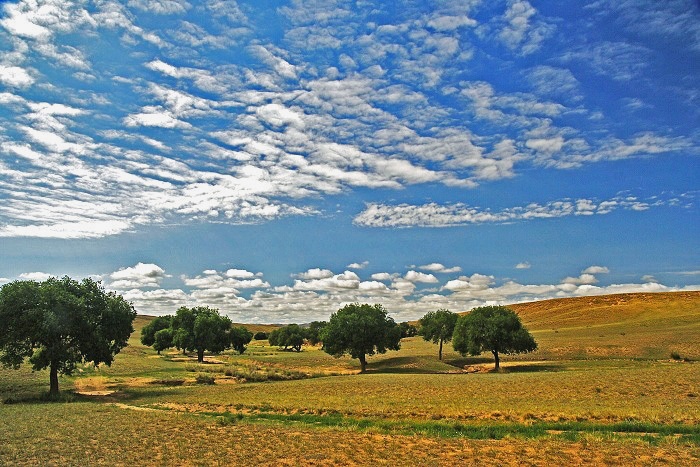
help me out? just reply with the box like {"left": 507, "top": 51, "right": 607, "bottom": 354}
{"left": 142, "top": 302, "right": 537, "bottom": 372}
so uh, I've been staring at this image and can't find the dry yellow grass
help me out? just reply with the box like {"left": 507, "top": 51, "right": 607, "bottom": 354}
{"left": 1, "top": 403, "right": 697, "bottom": 466}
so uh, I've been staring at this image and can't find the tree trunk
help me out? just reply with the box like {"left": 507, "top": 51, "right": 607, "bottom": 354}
{"left": 438, "top": 338, "right": 443, "bottom": 361}
{"left": 197, "top": 348, "right": 204, "bottom": 363}
{"left": 359, "top": 354, "right": 367, "bottom": 373}
{"left": 492, "top": 350, "right": 500, "bottom": 370}
{"left": 49, "top": 362, "right": 60, "bottom": 397}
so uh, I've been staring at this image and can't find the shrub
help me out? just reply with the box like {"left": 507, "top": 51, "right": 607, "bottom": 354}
{"left": 195, "top": 374, "right": 215, "bottom": 385}
{"left": 670, "top": 351, "right": 682, "bottom": 360}
{"left": 253, "top": 331, "right": 268, "bottom": 340}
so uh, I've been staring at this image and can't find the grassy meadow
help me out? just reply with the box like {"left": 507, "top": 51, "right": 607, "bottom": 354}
{"left": 1, "top": 291, "right": 699, "bottom": 465}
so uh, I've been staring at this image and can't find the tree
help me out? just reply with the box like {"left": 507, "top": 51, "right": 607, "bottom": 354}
{"left": 0, "top": 277, "right": 136, "bottom": 396}
{"left": 229, "top": 326, "right": 253, "bottom": 354}
{"left": 140, "top": 315, "right": 172, "bottom": 350}
{"left": 418, "top": 309, "right": 458, "bottom": 360}
{"left": 452, "top": 306, "right": 537, "bottom": 370}
{"left": 321, "top": 303, "right": 401, "bottom": 373}
{"left": 153, "top": 328, "right": 174, "bottom": 354}
{"left": 268, "top": 324, "right": 305, "bottom": 352}
{"left": 171, "top": 306, "right": 232, "bottom": 362}
{"left": 253, "top": 331, "right": 268, "bottom": 340}
{"left": 304, "top": 321, "right": 327, "bottom": 346}
{"left": 399, "top": 322, "right": 418, "bottom": 338}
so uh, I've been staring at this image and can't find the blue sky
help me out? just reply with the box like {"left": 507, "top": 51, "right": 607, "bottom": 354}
{"left": 0, "top": 0, "right": 698, "bottom": 323}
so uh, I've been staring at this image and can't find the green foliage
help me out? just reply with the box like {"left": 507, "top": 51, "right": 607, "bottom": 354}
{"left": 229, "top": 326, "right": 253, "bottom": 354}
{"left": 321, "top": 303, "right": 401, "bottom": 373}
{"left": 153, "top": 328, "right": 174, "bottom": 354}
{"left": 268, "top": 324, "right": 305, "bottom": 352}
{"left": 418, "top": 309, "right": 457, "bottom": 360}
{"left": 171, "top": 306, "right": 233, "bottom": 362}
{"left": 253, "top": 331, "right": 268, "bottom": 340}
{"left": 398, "top": 322, "right": 418, "bottom": 338}
{"left": 140, "top": 316, "right": 172, "bottom": 347}
{"left": 195, "top": 374, "right": 216, "bottom": 385}
{"left": 452, "top": 306, "right": 537, "bottom": 370}
{"left": 0, "top": 276, "right": 136, "bottom": 395}
{"left": 305, "top": 321, "right": 327, "bottom": 346}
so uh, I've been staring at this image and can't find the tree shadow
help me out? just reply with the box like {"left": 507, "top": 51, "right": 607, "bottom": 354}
{"left": 444, "top": 357, "right": 493, "bottom": 368}
{"left": 443, "top": 357, "right": 565, "bottom": 374}
{"left": 497, "top": 363, "right": 564, "bottom": 373}
{"left": 366, "top": 356, "right": 460, "bottom": 374}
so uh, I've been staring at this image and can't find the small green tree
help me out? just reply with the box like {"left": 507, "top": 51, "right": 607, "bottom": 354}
{"left": 229, "top": 326, "right": 253, "bottom": 354}
{"left": 398, "top": 322, "right": 418, "bottom": 338}
{"left": 321, "top": 303, "right": 401, "bottom": 373}
{"left": 304, "top": 321, "right": 327, "bottom": 346}
{"left": 0, "top": 277, "right": 136, "bottom": 396}
{"left": 253, "top": 331, "right": 268, "bottom": 340}
{"left": 171, "top": 306, "right": 233, "bottom": 362}
{"left": 452, "top": 306, "right": 537, "bottom": 370}
{"left": 269, "top": 324, "right": 305, "bottom": 352}
{"left": 141, "top": 315, "right": 172, "bottom": 348}
{"left": 153, "top": 328, "right": 174, "bottom": 355}
{"left": 418, "top": 309, "right": 458, "bottom": 360}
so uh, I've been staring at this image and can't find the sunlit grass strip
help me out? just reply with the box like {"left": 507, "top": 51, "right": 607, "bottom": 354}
{"left": 209, "top": 411, "right": 700, "bottom": 444}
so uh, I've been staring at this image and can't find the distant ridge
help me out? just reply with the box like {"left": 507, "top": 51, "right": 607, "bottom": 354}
{"left": 509, "top": 291, "right": 700, "bottom": 329}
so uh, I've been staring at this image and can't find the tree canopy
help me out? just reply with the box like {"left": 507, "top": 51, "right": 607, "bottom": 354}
{"left": 229, "top": 326, "right": 253, "bottom": 354}
{"left": 0, "top": 277, "right": 136, "bottom": 396}
{"left": 268, "top": 324, "right": 306, "bottom": 352}
{"left": 452, "top": 305, "right": 537, "bottom": 370}
{"left": 305, "top": 321, "right": 327, "bottom": 346}
{"left": 140, "top": 315, "right": 172, "bottom": 353}
{"left": 418, "top": 309, "right": 458, "bottom": 360}
{"left": 148, "top": 306, "right": 252, "bottom": 361}
{"left": 321, "top": 303, "right": 401, "bottom": 373}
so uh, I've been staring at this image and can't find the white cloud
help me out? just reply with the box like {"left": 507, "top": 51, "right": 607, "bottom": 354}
{"left": 0, "top": 65, "right": 35, "bottom": 88}
{"left": 293, "top": 270, "right": 361, "bottom": 292}
{"left": 0, "top": 3, "right": 52, "bottom": 40}
{"left": 427, "top": 15, "right": 477, "bottom": 31}
{"left": 123, "top": 111, "right": 193, "bottom": 129}
{"left": 561, "top": 273, "right": 598, "bottom": 285}
{"left": 443, "top": 273, "right": 495, "bottom": 292}
{"left": 347, "top": 261, "right": 369, "bottom": 270}
{"left": 19, "top": 272, "right": 53, "bottom": 281}
{"left": 127, "top": 0, "right": 191, "bottom": 15}
{"left": 0, "top": 220, "right": 133, "bottom": 239}
{"left": 496, "top": 0, "right": 554, "bottom": 56}
{"left": 294, "top": 268, "right": 334, "bottom": 280}
{"left": 109, "top": 262, "right": 167, "bottom": 289}
{"left": 371, "top": 272, "right": 395, "bottom": 281}
{"left": 404, "top": 270, "right": 439, "bottom": 283}
{"left": 515, "top": 262, "right": 531, "bottom": 269}
{"left": 418, "top": 263, "right": 462, "bottom": 274}
{"left": 353, "top": 192, "right": 690, "bottom": 228}
{"left": 225, "top": 268, "right": 257, "bottom": 279}
{"left": 582, "top": 265, "right": 610, "bottom": 275}
{"left": 560, "top": 41, "right": 651, "bottom": 82}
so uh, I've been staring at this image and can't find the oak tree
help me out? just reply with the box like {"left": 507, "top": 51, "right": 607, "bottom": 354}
{"left": 418, "top": 309, "right": 457, "bottom": 360}
{"left": 321, "top": 303, "right": 401, "bottom": 373}
{"left": 0, "top": 277, "right": 136, "bottom": 396}
{"left": 452, "top": 305, "right": 537, "bottom": 370}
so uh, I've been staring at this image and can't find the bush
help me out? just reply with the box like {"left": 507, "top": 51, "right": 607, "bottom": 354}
{"left": 254, "top": 331, "right": 268, "bottom": 340}
{"left": 670, "top": 351, "right": 682, "bottom": 360}
{"left": 195, "top": 374, "right": 215, "bottom": 385}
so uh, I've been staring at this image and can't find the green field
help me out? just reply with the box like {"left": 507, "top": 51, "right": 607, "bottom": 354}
{"left": 1, "top": 291, "right": 699, "bottom": 465}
